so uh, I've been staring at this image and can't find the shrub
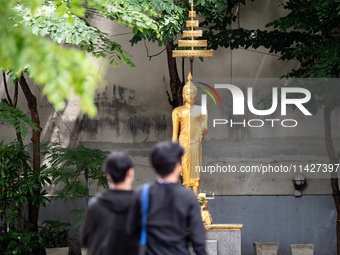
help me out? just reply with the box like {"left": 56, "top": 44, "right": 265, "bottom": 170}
{"left": 39, "top": 220, "right": 71, "bottom": 248}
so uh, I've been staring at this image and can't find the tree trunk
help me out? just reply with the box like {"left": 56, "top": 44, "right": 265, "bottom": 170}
{"left": 324, "top": 105, "right": 340, "bottom": 254}
{"left": 19, "top": 75, "right": 41, "bottom": 232}
{"left": 166, "top": 41, "right": 183, "bottom": 109}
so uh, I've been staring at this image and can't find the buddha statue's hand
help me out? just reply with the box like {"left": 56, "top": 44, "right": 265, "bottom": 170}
{"left": 199, "top": 133, "right": 205, "bottom": 143}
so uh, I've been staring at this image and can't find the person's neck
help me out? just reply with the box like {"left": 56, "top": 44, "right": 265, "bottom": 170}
{"left": 160, "top": 174, "right": 178, "bottom": 184}
{"left": 109, "top": 182, "right": 131, "bottom": 191}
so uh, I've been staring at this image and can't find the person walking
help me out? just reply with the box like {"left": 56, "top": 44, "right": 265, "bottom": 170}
{"left": 81, "top": 151, "right": 138, "bottom": 255}
{"left": 127, "top": 141, "right": 207, "bottom": 255}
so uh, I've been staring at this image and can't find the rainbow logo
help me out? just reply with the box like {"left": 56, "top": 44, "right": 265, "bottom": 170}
{"left": 196, "top": 82, "right": 223, "bottom": 106}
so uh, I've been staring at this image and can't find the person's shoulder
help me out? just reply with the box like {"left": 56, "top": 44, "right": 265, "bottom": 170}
{"left": 132, "top": 184, "right": 143, "bottom": 196}
{"left": 173, "top": 184, "right": 198, "bottom": 201}
{"left": 87, "top": 193, "right": 101, "bottom": 209}
{"left": 87, "top": 189, "right": 115, "bottom": 206}
{"left": 133, "top": 182, "right": 156, "bottom": 197}
{"left": 135, "top": 182, "right": 154, "bottom": 190}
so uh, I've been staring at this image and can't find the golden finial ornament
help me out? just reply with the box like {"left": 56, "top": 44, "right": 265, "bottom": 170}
{"left": 172, "top": 0, "right": 213, "bottom": 58}
{"left": 187, "top": 72, "right": 192, "bottom": 83}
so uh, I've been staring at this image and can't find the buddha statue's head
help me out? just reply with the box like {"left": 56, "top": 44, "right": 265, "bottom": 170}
{"left": 182, "top": 72, "right": 197, "bottom": 104}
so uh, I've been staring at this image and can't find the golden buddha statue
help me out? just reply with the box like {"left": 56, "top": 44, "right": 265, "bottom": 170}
{"left": 172, "top": 72, "right": 208, "bottom": 194}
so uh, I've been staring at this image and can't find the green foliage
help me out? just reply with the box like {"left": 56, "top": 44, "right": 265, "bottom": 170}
{"left": 0, "top": 0, "right": 104, "bottom": 117}
{"left": 198, "top": 0, "right": 248, "bottom": 30}
{"left": 216, "top": 1, "right": 340, "bottom": 114}
{"left": 45, "top": 144, "right": 109, "bottom": 201}
{"left": 130, "top": 0, "right": 185, "bottom": 47}
{"left": 0, "top": 141, "right": 50, "bottom": 229}
{"left": 258, "top": 79, "right": 340, "bottom": 115}
{"left": 0, "top": 102, "right": 39, "bottom": 138}
{"left": 0, "top": 228, "right": 40, "bottom": 255}
{"left": 40, "top": 220, "right": 71, "bottom": 248}
{"left": 0, "top": 141, "right": 30, "bottom": 227}
{"left": 1, "top": 0, "right": 160, "bottom": 117}
{"left": 286, "top": 79, "right": 340, "bottom": 113}
{"left": 0, "top": 141, "right": 109, "bottom": 246}
{"left": 0, "top": 141, "right": 30, "bottom": 196}
{"left": 98, "top": 0, "right": 159, "bottom": 34}
{"left": 70, "top": 208, "right": 86, "bottom": 229}
{"left": 129, "top": 0, "right": 249, "bottom": 48}
{"left": 19, "top": 3, "right": 135, "bottom": 68}
{"left": 44, "top": 143, "right": 109, "bottom": 228}
{"left": 208, "top": 0, "right": 340, "bottom": 79}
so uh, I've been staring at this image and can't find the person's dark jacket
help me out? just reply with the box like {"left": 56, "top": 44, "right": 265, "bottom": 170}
{"left": 127, "top": 181, "right": 207, "bottom": 255}
{"left": 81, "top": 189, "right": 138, "bottom": 255}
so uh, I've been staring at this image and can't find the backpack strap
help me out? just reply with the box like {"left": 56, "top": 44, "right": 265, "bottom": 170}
{"left": 140, "top": 183, "right": 150, "bottom": 245}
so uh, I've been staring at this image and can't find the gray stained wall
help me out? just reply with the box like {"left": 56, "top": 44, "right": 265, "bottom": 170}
{"left": 209, "top": 195, "right": 337, "bottom": 255}
{"left": 1, "top": 0, "right": 339, "bottom": 254}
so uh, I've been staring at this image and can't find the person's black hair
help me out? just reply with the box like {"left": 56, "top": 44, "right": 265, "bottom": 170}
{"left": 103, "top": 151, "right": 133, "bottom": 184}
{"left": 150, "top": 141, "right": 184, "bottom": 177}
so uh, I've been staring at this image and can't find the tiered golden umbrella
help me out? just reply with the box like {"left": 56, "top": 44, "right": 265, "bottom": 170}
{"left": 172, "top": 0, "right": 213, "bottom": 72}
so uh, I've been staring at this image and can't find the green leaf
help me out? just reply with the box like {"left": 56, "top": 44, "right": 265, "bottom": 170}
{"left": 70, "top": 4, "right": 86, "bottom": 17}
{"left": 55, "top": 3, "right": 68, "bottom": 17}
{"left": 132, "top": 26, "right": 138, "bottom": 34}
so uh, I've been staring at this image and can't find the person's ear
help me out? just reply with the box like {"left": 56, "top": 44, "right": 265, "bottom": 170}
{"left": 127, "top": 168, "right": 134, "bottom": 180}
{"left": 174, "top": 162, "right": 181, "bottom": 174}
{"left": 106, "top": 173, "right": 113, "bottom": 182}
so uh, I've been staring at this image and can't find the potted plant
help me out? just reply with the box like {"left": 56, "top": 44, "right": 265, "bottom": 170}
{"left": 253, "top": 242, "right": 279, "bottom": 255}
{"left": 40, "top": 220, "right": 71, "bottom": 255}
{"left": 290, "top": 244, "right": 314, "bottom": 255}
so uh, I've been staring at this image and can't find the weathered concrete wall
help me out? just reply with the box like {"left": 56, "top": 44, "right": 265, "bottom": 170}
{"left": 208, "top": 195, "right": 337, "bottom": 255}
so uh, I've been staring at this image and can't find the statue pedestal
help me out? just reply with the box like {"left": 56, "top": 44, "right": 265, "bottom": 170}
{"left": 205, "top": 224, "right": 243, "bottom": 255}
